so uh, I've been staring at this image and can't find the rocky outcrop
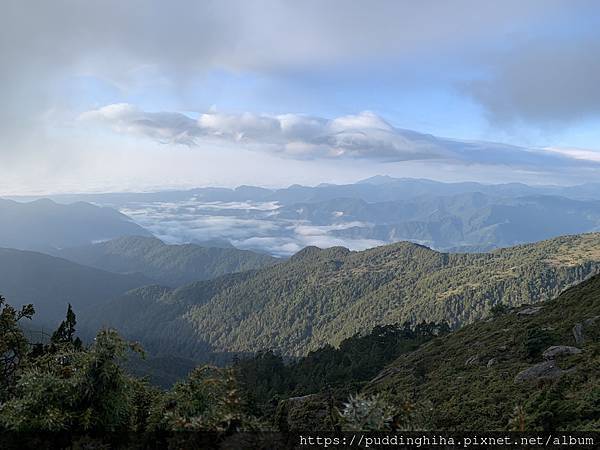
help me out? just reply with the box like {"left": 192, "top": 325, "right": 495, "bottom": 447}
{"left": 542, "top": 345, "right": 581, "bottom": 360}
{"left": 514, "top": 361, "right": 571, "bottom": 383}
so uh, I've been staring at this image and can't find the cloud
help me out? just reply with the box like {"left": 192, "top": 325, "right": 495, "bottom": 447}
{"left": 80, "top": 104, "right": 199, "bottom": 146}
{"left": 82, "top": 105, "right": 449, "bottom": 161}
{"left": 1, "top": 0, "right": 593, "bottom": 145}
{"left": 543, "top": 147, "right": 600, "bottom": 163}
{"left": 119, "top": 198, "right": 387, "bottom": 256}
{"left": 464, "top": 32, "right": 600, "bottom": 125}
{"left": 82, "top": 104, "right": 599, "bottom": 169}
{"left": 3, "top": 0, "right": 600, "bottom": 193}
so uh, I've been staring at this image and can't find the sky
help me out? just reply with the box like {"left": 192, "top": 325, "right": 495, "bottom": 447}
{"left": 1, "top": 0, "right": 600, "bottom": 195}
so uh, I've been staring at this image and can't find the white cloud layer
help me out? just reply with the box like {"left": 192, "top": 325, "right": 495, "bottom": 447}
{"left": 81, "top": 104, "right": 599, "bottom": 169}
{"left": 81, "top": 105, "right": 449, "bottom": 161}
{"left": 120, "top": 199, "right": 386, "bottom": 257}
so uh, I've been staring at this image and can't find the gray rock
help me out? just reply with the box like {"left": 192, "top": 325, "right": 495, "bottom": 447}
{"left": 487, "top": 358, "right": 498, "bottom": 367}
{"left": 465, "top": 355, "right": 480, "bottom": 366}
{"left": 517, "top": 307, "right": 542, "bottom": 316}
{"left": 514, "top": 361, "right": 569, "bottom": 383}
{"left": 573, "top": 323, "right": 585, "bottom": 345}
{"left": 543, "top": 345, "right": 582, "bottom": 360}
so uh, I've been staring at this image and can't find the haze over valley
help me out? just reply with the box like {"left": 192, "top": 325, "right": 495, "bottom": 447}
{"left": 7, "top": 177, "right": 600, "bottom": 257}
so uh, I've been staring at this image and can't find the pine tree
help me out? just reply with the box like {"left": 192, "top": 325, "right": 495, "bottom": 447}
{"left": 51, "top": 303, "right": 82, "bottom": 349}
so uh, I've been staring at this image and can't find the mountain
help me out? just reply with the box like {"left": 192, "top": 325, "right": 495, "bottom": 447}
{"left": 0, "top": 247, "right": 152, "bottom": 328}
{"left": 0, "top": 198, "right": 151, "bottom": 252}
{"left": 278, "top": 193, "right": 600, "bottom": 252}
{"left": 83, "top": 233, "right": 600, "bottom": 360}
{"left": 55, "top": 236, "right": 279, "bottom": 287}
{"left": 363, "top": 272, "right": 600, "bottom": 431}
{"left": 10, "top": 178, "right": 600, "bottom": 207}
{"left": 11, "top": 180, "right": 600, "bottom": 257}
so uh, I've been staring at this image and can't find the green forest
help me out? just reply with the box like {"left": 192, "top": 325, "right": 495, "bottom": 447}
{"left": 82, "top": 233, "right": 600, "bottom": 362}
{"left": 1, "top": 269, "right": 598, "bottom": 439}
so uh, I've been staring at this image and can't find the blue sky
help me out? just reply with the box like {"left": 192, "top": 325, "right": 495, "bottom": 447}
{"left": 1, "top": 1, "right": 600, "bottom": 194}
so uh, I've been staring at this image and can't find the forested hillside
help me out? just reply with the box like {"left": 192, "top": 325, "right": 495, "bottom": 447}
{"left": 1, "top": 273, "right": 598, "bottom": 435}
{"left": 234, "top": 322, "right": 449, "bottom": 420}
{"left": 362, "top": 272, "right": 600, "bottom": 431}
{"left": 56, "top": 236, "right": 278, "bottom": 287}
{"left": 83, "top": 233, "right": 600, "bottom": 360}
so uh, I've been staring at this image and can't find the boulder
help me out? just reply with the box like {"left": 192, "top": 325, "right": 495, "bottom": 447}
{"left": 514, "top": 361, "right": 569, "bottom": 383}
{"left": 542, "top": 345, "right": 582, "bottom": 360}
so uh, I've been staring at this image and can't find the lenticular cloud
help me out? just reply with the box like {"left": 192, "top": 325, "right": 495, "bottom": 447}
{"left": 81, "top": 104, "right": 595, "bottom": 169}
{"left": 81, "top": 105, "right": 452, "bottom": 161}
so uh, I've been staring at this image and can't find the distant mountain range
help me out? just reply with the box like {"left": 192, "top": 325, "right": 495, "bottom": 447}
{"left": 8, "top": 177, "right": 600, "bottom": 256}
{"left": 276, "top": 192, "right": 600, "bottom": 252}
{"left": 10, "top": 177, "right": 600, "bottom": 205}
{"left": 82, "top": 233, "right": 600, "bottom": 361}
{"left": 54, "top": 235, "right": 278, "bottom": 287}
{"left": 3, "top": 178, "right": 600, "bottom": 365}
{"left": 0, "top": 198, "right": 150, "bottom": 252}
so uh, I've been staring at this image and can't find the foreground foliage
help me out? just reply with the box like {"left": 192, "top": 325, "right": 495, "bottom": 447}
{"left": 0, "top": 302, "right": 257, "bottom": 433}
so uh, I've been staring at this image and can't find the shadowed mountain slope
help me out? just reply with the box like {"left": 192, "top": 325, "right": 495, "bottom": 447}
{"left": 0, "top": 247, "right": 152, "bottom": 327}
{"left": 55, "top": 235, "right": 278, "bottom": 287}
{"left": 0, "top": 198, "right": 150, "bottom": 252}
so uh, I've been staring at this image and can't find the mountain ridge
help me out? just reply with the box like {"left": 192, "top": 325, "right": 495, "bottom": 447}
{"left": 82, "top": 233, "right": 600, "bottom": 361}
{"left": 0, "top": 198, "right": 151, "bottom": 252}
{"left": 55, "top": 235, "right": 278, "bottom": 287}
